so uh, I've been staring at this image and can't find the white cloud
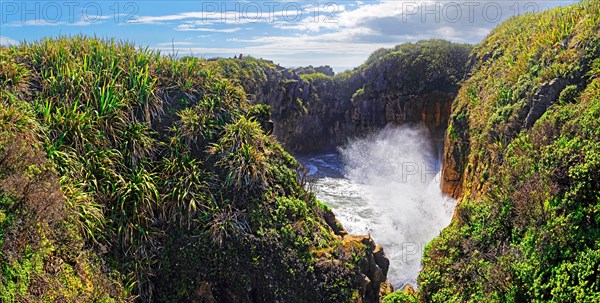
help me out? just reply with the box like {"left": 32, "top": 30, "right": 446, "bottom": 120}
{"left": 157, "top": 41, "right": 194, "bottom": 46}
{"left": 155, "top": 25, "right": 397, "bottom": 68}
{"left": 0, "top": 36, "right": 18, "bottom": 46}
{"left": 132, "top": 0, "right": 571, "bottom": 52}
{"left": 175, "top": 24, "right": 242, "bottom": 33}
{"left": 7, "top": 19, "right": 64, "bottom": 27}
{"left": 6, "top": 0, "right": 567, "bottom": 70}
{"left": 131, "top": 10, "right": 275, "bottom": 25}
{"left": 272, "top": 0, "right": 576, "bottom": 44}
{"left": 129, "top": 12, "right": 208, "bottom": 24}
{"left": 137, "top": 1, "right": 576, "bottom": 68}
{"left": 276, "top": 1, "right": 401, "bottom": 32}
{"left": 6, "top": 15, "right": 111, "bottom": 27}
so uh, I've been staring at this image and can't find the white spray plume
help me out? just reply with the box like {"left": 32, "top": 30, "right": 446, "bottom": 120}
{"left": 304, "top": 125, "right": 455, "bottom": 288}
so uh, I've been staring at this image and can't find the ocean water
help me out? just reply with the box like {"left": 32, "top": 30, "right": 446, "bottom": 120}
{"left": 297, "top": 125, "right": 455, "bottom": 289}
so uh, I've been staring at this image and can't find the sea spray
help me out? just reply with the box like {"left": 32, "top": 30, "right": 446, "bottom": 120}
{"left": 299, "top": 125, "right": 455, "bottom": 288}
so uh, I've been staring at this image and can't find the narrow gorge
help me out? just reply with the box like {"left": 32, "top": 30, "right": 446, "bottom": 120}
{"left": 219, "top": 40, "right": 472, "bottom": 291}
{"left": 1, "top": 1, "right": 599, "bottom": 302}
{"left": 297, "top": 125, "right": 455, "bottom": 290}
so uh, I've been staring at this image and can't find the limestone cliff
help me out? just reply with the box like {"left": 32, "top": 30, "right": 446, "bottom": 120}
{"left": 212, "top": 40, "right": 472, "bottom": 153}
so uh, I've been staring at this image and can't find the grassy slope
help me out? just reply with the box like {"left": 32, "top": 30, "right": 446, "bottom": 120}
{"left": 0, "top": 95, "right": 127, "bottom": 302}
{"left": 420, "top": 1, "right": 600, "bottom": 302}
{"left": 0, "top": 37, "right": 378, "bottom": 302}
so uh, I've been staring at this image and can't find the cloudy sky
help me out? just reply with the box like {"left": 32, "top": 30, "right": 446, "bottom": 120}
{"left": 1, "top": 0, "right": 576, "bottom": 72}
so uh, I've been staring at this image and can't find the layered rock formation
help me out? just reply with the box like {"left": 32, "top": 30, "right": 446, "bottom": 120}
{"left": 212, "top": 40, "right": 472, "bottom": 154}
{"left": 280, "top": 40, "right": 471, "bottom": 153}
{"left": 321, "top": 208, "right": 392, "bottom": 302}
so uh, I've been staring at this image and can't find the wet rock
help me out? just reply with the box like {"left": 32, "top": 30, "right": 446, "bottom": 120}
{"left": 403, "top": 284, "right": 416, "bottom": 296}
{"left": 322, "top": 207, "right": 349, "bottom": 237}
{"left": 343, "top": 235, "right": 393, "bottom": 303}
{"left": 373, "top": 245, "right": 390, "bottom": 278}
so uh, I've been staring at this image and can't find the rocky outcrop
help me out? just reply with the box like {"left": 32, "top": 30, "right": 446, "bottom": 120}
{"left": 243, "top": 41, "right": 472, "bottom": 153}
{"left": 322, "top": 207, "right": 349, "bottom": 237}
{"left": 441, "top": 106, "right": 470, "bottom": 199}
{"left": 525, "top": 78, "right": 568, "bottom": 127}
{"left": 344, "top": 235, "right": 392, "bottom": 303}
{"left": 350, "top": 90, "right": 454, "bottom": 157}
{"left": 320, "top": 208, "right": 392, "bottom": 303}
{"left": 218, "top": 40, "right": 472, "bottom": 154}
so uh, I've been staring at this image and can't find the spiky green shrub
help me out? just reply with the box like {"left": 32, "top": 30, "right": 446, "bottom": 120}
{"left": 0, "top": 36, "right": 374, "bottom": 302}
{"left": 0, "top": 95, "right": 128, "bottom": 302}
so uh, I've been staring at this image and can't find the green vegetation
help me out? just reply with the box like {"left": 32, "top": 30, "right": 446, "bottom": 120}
{"left": 4, "top": 1, "right": 598, "bottom": 300}
{"left": 293, "top": 65, "right": 335, "bottom": 77}
{"left": 0, "top": 94, "right": 127, "bottom": 301}
{"left": 421, "top": 1, "right": 600, "bottom": 302}
{"left": 300, "top": 72, "right": 332, "bottom": 83}
{"left": 175, "top": 40, "right": 472, "bottom": 153}
{"left": 383, "top": 290, "right": 418, "bottom": 303}
{"left": 357, "top": 40, "right": 472, "bottom": 94}
{"left": 308, "top": 39, "right": 472, "bottom": 101}
{"left": 0, "top": 37, "right": 376, "bottom": 302}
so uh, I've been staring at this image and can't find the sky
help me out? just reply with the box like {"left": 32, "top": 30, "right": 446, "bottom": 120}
{"left": 0, "top": 0, "right": 577, "bottom": 72}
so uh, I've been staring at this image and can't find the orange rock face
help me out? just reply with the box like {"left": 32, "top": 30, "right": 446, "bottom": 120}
{"left": 441, "top": 144, "right": 464, "bottom": 199}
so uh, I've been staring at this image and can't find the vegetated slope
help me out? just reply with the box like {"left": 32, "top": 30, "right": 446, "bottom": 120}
{"left": 0, "top": 37, "right": 390, "bottom": 302}
{"left": 207, "top": 40, "right": 472, "bottom": 152}
{"left": 421, "top": 1, "right": 600, "bottom": 302}
{"left": 0, "top": 94, "right": 128, "bottom": 301}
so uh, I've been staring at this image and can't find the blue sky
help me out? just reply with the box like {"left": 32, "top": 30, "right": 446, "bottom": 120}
{"left": 1, "top": 0, "right": 576, "bottom": 72}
